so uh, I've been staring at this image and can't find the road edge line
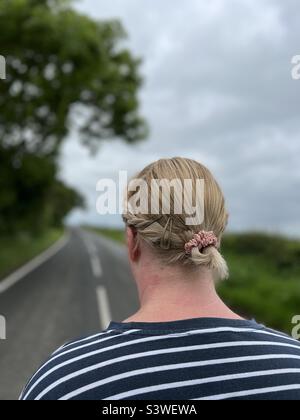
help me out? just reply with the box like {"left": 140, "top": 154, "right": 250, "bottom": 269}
{"left": 0, "top": 232, "right": 70, "bottom": 294}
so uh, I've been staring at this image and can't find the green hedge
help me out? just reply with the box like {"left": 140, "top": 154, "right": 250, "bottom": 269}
{"left": 219, "top": 233, "right": 300, "bottom": 334}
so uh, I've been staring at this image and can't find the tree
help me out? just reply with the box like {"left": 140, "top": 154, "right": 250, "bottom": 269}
{"left": 0, "top": 0, "right": 147, "bottom": 156}
{"left": 49, "top": 180, "right": 85, "bottom": 228}
{"left": 0, "top": 146, "right": 84, "bottom": 234}
{"left": 0, "top": 0, "right": 147, "bottom": 233}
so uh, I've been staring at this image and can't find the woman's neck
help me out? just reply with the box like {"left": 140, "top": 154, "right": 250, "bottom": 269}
{"left": 124, "top": 265, "right": 242, "bottom": 323}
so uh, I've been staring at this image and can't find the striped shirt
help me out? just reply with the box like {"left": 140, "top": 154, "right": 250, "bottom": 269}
{"left": 21, "top": 318, "right": 300, "bottom": 400}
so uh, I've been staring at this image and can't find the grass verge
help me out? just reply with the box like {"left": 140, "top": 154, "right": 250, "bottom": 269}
{"left": 84, "top": 226, "right": 125, "bottom": 244}
{"left": 0, "top": 228, "right": 64, "bottom": 281}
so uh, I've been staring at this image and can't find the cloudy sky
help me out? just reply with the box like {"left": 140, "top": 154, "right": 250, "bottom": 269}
{"left": 60, "top": 0, "right": 300, "bottom": 235}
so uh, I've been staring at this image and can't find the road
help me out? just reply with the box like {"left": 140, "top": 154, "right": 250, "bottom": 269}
{"left": 0, "top": 229, "right": 139, "bottom": 400}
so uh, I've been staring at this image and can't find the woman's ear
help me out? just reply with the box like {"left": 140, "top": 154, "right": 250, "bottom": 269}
{"left": 126, "top": 226, "right": 140, "bottom": 262}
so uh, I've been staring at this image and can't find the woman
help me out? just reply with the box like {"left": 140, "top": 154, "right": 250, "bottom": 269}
{"left": 21, "top": 157, "right": 300, "bottom": 400}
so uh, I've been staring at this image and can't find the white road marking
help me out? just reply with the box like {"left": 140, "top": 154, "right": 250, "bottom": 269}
{"left": 96, "top": 286, "right": 112, "bottom": 330}
{"left": 81, "top": 233, "right": 112, "bottom": 329}
{"left": 90, "top": 254, "right": 103, "bottom": 278}
{"left": 0, "top": 234, "right": 69, "bottom": 295}
{"left": 85, "top": 240, "right": 98, "bottom": 256}
{"left": 82, "top": 237, "right": 103, "bottom": 279}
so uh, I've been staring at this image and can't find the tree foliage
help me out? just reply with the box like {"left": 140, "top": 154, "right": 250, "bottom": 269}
{"left": 0, "top": 0, "right": 146, "bottom": 234}
{"left": 0, "top": 146, "right": 84, "bottom": 233}
{"left": 0, "top": 0, "right": 147, "bottom": 156}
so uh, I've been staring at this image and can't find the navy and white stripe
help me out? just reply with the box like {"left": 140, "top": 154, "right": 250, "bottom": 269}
{"left": 20, "top": 318, "right": 300, "bottom": 400}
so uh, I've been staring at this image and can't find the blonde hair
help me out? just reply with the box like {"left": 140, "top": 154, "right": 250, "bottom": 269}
{"left": 123, "top": 157, "right": 229, "bottom": 280}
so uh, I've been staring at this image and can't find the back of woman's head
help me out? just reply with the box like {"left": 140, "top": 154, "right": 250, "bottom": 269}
{"left": 123, "top": 157, "right": 229, "bottom": 280}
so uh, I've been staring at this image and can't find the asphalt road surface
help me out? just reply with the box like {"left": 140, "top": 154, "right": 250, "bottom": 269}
{"left": 0, "top": 229, "right": 139, "bottom": 400}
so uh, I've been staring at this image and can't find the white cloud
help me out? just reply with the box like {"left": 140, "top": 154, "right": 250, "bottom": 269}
{"left": 61, "top": 0, "right": 300, "bottom": 236}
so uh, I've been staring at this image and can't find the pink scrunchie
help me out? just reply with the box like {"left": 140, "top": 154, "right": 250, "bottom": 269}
{"left": 184, "top": 231, "right": 218, "bottom": 254}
